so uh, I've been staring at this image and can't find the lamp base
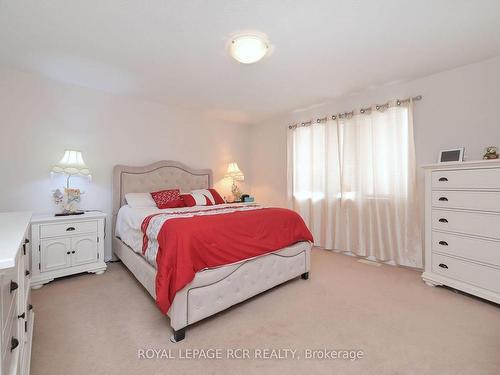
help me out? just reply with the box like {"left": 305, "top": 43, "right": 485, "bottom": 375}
{"left": 55, "top": 210, "right": 85, "bottom": 217}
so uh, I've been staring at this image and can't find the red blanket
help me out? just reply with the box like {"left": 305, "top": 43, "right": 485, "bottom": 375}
{"left": 143, "top": 207, "right": 313, "bottom": 314}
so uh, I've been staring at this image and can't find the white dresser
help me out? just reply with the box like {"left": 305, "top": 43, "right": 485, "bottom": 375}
{"left": 422, "top": 160, "right": 500, "bottom": 304}
{"left": 30, "top": 212, "right": 107, "bottom": 289}
{"left": 0, "top": 212, "right": 33, "bottom": 375}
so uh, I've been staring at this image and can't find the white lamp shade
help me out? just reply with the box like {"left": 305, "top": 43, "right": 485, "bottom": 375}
{"left": 51, "top": 150, "right": 91, "bottom": 176}
{"left": 225, "top": 162, "right": 244, "bottom": 181}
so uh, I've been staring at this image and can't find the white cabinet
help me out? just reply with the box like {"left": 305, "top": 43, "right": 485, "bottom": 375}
{"left": 40, "top": 238, "right": 70, "bottom": 272}
{"left": 31, "top": 212, "right": 106, "bottom": 289}
{"left": 0, "top": 212, "right": 33, "bottom": 375}
{"left": 71, "top": 235, "right": 98, "bottom": 266}
{"left": 422, "top": 160, "right": 500, "bottom": 304}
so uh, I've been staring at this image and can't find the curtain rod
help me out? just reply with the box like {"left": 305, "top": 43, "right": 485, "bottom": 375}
{"left": 288, "top": 95, "right": 422, "bottom": 130}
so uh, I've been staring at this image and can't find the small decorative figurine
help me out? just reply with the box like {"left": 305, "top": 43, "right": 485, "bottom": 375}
{"left": 483, "top": 146, "right": 499, "bottom": 160}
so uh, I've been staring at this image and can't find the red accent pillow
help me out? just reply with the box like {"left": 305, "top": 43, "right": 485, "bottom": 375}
{"left": 180, "top": 194, "right": 196, "bottom": 207}
{"left": 180, "top": 193, "right": 214, "bottom": 207}
{"left": 150, "top": 189, "right": 185, "bottom": 209}
{"left": 208, "top": 189, "right": 225, "bottom": 204}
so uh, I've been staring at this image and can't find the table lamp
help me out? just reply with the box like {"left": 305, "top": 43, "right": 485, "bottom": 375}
{"left": 225, "top": 162, "right": 244, "bottom": 201}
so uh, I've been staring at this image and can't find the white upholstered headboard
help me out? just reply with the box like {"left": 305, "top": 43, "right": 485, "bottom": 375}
{"left": 112, "top": 160, "right": 213, "bottom": 221}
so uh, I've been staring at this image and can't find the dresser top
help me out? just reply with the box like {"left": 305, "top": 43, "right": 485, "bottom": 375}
{"left": 421, "top": 159, "right": 500, "bottom": 170}
{"left": 31, "top": 211, "right": 106, "bottom": 224}
{"left": 0, "top": 211, "right": 32, "bottom": 270}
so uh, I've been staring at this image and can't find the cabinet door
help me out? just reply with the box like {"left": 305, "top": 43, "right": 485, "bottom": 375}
{"left": 40, "top": 238, "right": 71, "bottom": 272}
{"left": 71, "top": 235, "right": 98, "bottom": 267}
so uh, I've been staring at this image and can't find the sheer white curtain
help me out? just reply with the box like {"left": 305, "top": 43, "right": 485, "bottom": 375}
{"left": 289, "top": 101, "right": 422, "bottom": 267}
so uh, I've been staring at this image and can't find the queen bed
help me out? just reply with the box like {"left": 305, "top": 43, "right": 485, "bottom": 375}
{"left": 112, "top": 160, "right": 312, "bottom": 342}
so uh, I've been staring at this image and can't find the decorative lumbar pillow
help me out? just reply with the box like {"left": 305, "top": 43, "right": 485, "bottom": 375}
{"left": 191, "top": 189, "right": 225, "bottom": 205}
{"left": 150, "top": 189, "right": 185, "bottom": 209}
{"left": 125, "top": 193, "right": 157, "bottom": 208}
{"left": 181, "top": 193, "right": 213, "bottom": 207}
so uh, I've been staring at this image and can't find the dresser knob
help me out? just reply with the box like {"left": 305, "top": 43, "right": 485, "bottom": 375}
{"left": 10, "top": 281, "right": 18, "bottom": 293}
{"left": 71, "top": 251, "right": 76, "bottom": 254}
{"left": 438, "top": 263, "right": 448, "bottom": 269}
{"left": 438, "top": 197, "right": 448, "bottom": 201}
{"left": 438, "top": 177, "right": 448, "bottom": 182}
{"left": 66, "top": 227, "right": 76, "bottom": 231}
{"left": 28, "top": 304, "right": 33, "bottom": 311}
{"left": 438, "top": 218, "right": 448, "bottom": 223}
{"left": 25, "top": 270, "right": 30, "bottom": 276}
{"left": 10, "top": 337, "right": 19, "bottom": 351}
{"left": 438, "top": 241, "right": 448, "bottom": 246}
{"left": 17, "top": 312, "right": 25, "bottom": 319}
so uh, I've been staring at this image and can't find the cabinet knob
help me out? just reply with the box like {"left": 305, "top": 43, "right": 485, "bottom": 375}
{"left": 25, "top": 270, "right": 30, "bottom": 276}
{"left": 438, "top": 197, "right": 448, "bottom": 201}
{"left": 438, "top": 241, "right": 448, "bottom": 246}
{"left": 10, "top": 281, "right": 18, "bottom": 293}
{"left": 438, "top": 177, "right": 448, "bottom": 182}
{"left": 438, "top": 218, "right": 448, "bottom": 223}
{"left": 10, "top": 337, "right": 19, "bottom": 351}
{"left": 66, "top": 227, "right": 76, "bottom": 231}
{"left": 438, "top": 263, "right": 448, "bottom": 269}
{"left": 17, "top": 312, "right": 25, "bottom": 319}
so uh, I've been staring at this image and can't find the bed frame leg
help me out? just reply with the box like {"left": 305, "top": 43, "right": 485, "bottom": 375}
{"left": 172, "top": 328, "right": 186, "bottom": 342}
{"left": 301, "top": 272, "right": 309, "bottom": 280}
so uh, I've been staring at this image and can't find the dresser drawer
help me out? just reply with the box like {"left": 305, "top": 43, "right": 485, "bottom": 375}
{"left": 432, "top": 209, "right": 500, "bottom": 239}
{"left": 432, "top": 253, "right": 500, "bottom": 294}
{"left": 432, "top": 231, "right": 500, "bottom": 266}
{"left": 1, "top": 255, "right": 20, "bottom": 331}
{"left": 432, "top": 191, "right": 500, "bottom": 212}
{"left": 40, "top": 220, "right": 98, "bottom": 238}
{"left": 432, "top": 168, "right": 500, "bottom": 190}
{"left": 2, "top": 303, "right": 19, "bottom": 375}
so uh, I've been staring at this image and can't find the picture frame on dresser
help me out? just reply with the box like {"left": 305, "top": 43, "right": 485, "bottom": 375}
{"left": 438, "top": 147, "right": 465, "bottom": 163}
{"left": 421, "top": 159, "right": 500, "bottom": 305}
{"left": 30, "top": 211, "right": 107, "bottom": 289}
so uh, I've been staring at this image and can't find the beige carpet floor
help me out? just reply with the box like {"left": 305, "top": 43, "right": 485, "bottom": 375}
{"left": 30, "top": 249, "right": 500, "bottom": 375}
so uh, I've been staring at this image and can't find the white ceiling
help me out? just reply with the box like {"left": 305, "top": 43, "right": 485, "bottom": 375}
{"left": 1, "top": 0, "right": 500, "bottom": 124}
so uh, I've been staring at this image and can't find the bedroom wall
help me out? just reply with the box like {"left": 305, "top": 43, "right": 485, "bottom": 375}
{"left": 0, "top": 68, "right": 252, "bottom": 260}
{"left": 250, "top": 56, "right": 500, "bottom": 207}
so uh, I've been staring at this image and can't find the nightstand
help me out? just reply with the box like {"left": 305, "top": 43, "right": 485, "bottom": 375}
{"left": 30, "top": 212, "right": 107, "bottom": 289}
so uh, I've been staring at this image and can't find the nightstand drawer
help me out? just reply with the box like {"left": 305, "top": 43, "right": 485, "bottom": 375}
{"left": 40, "top": 220, "right": 98, "bottom": 238}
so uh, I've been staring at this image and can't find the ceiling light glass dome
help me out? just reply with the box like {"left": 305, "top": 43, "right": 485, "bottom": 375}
{"left": 229, "top": 34, "right": 269, "bottom": 64}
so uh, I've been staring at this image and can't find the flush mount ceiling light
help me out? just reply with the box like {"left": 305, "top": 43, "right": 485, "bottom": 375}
{"left": 229, "top": 34, "right": 269, "bottom": 64}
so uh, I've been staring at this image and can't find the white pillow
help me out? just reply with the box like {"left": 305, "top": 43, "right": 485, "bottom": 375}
{"left": 125, "top": 193, "right": 156, "bottom": 208}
